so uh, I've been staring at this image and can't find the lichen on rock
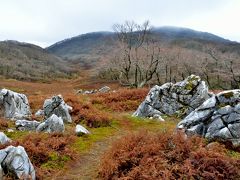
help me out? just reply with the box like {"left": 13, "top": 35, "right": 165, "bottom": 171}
{"left": 133, "top": 75, "right": 210, "bottom": 120}
{"left": 177, "top": 89, "right": 240, "bottom": 147}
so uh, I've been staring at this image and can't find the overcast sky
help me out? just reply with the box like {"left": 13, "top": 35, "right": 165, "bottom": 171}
{"left": 0, "top": 0, "right": 239, "bottom": 47}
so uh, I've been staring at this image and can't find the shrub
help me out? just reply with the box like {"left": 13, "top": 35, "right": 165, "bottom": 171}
{"left": 66, "top": 97, "right": 111, "bottom": 128}
{"left": 91, "top": 88, "right": 149, "bottom": 112}
{"left": 0, "top": 118, "right": 9, "bottom": 130}
{"left": 0, "top": 133, "right": 76, "bottom": 178}
{"left": 99, "top": 130, "right": 240, "bottom": 180}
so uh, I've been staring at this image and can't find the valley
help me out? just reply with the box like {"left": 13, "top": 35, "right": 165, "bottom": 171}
{"left": 0, "top": 26, "right": 240, "bottom": 180}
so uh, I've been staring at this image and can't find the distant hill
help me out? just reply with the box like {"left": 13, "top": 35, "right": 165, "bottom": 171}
{"left": 47, "top": 32, "right": 115, "bottom": 69}
{"left": 47, "top": 27, "right": 240, "bottom": 69}
{"left": 0, "top": 40, "right": 75, "bottom": 81}
{"left": 152, "top": 26, "right": 231, "bottom": 43}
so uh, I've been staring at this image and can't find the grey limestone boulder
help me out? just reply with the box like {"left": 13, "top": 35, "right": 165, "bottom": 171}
{"left": 38, "top": 95, "right": 72, "bottom": 123}
{"left": 177, "top": 90, "right": 240, "bottom": 147}
{"left": 133, "top": 75, "right": 210, "bottom": 120}
{"left": 15, "top": 120, "right": 41, "bottom": 131}
{"left": 0, "top": 89, "right": 31, "bottom": 120}
{"left": 36, "top": 114, "right": 64, "bottom": 133}
{"left": 0, "top": 145, "right": 35, "bottom": 179}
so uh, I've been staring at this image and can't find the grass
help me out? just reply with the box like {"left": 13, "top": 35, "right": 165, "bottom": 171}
{"left": 71, "top": 124, "right": 118, "bottom": 153}
{"left": 227, "top": 150, "right": 240, "bottom": 159}
{"left": 41, "top": 152, "right": 71, "bottom": 170}
{"left": 126, "top": 115, "right": 179, "bottom": 132}
{"left": 5, "top": 130, "right": 30, "bottom": 140}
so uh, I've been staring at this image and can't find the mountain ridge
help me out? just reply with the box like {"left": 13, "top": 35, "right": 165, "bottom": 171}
{"left": 46, "top": 26, "right": 240, "bottom": 69}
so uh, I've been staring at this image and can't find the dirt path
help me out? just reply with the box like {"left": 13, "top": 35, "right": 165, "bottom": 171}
{"left": 51, "top": 131, "right": 123, "bottom": 180}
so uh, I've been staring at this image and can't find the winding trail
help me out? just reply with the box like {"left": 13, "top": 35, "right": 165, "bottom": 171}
{"left": 51, "top": 130, "right": 124, "bottom": 180}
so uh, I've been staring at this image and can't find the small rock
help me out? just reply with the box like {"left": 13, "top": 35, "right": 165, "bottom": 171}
{"left": 76, "top": 89, "right": 83, "bottom": 94}
{"left": 75, "top": 125, "right": 90, "bottom": 136}
{"left": 152, "top": 114, "right": 165, "bottom": 121}
{"left": 7, "top": 129, "right": 14, "bottom": 133}
{"left": 206, "top": 142, "right": 220, "bottom": 150}
{"left": 98, "top": 86, "right": 111, "bottom": 93}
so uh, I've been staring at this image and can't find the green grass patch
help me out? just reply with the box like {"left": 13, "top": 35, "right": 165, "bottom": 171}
{"left": 5, "top": 130, "right": 30, "bottom": 140}
{"left": 41, "top": 152, "right": 71, "bottom": 170}
{"left": 71, "top": 125, "right": 117, "bottom": 153}
{"left": 227, "top": 150, "right": 240, "bottom": 160}
{"left": 125, "top": 115, "right": 179, "bottom": 132}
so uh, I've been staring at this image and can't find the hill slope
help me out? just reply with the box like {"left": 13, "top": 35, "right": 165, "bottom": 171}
{"left": 0, "top": 40, "right": 75, "bottom": 81}
{"left": 47, "top": 27, "right": 240, "bottom": 69}
{"left": 47, "top": 32, "right": 115, "bottom": 69}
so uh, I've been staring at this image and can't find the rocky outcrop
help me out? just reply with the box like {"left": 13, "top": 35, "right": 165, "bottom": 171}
{"left": 0, "top": 145, "right": 35, "bottom": 179}
{"left": 75, "top": 124, "right": 90, "bottom": 136}
{"left": 0, "top": 89, "right": 31, "bottom": 120}
{"left": 36, "top": 114, "right": 64, "bottom": 133}
{"left": 15, "top": 120, "right": 41, "bottom": 131}
{"left": 177, "top": 90, "right": 240, "bottom": 147}
{"left": 39, "top": 95, "right": 72, "bottom": 123}
{"left": 0, "top": 132, "right": 11, "bottom": 145}
{"left": 133, "top": 75, "right": 210, "bottom": 119}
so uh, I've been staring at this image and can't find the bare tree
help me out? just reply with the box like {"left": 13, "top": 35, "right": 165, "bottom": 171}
{"left": 112, "top": 20, "right": 161, "bottom": 88}
{"left": 228, "top": 60, "right": 240, "bottom": 88}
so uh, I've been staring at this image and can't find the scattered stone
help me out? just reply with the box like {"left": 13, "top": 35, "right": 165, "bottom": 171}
{"left": 75, "top": 124, "right": 90, "bottom": 136}
{"left": 7, "top": 129, "right": 14, "bottom": 133}
{"left": 76, "top": 89, "right": 83, "bottom": 94}
{"left": 0, "top": 145, "right": 35, "bottom": 179}
{"left": 149, "top": 114, "right": 165, "bottom": 121}
{"left": 42, "top": 95, "right": 72, "bottom": 123}
{"left": 177, "top": 90, "right": 240, "bottom": 147}
{"left": 83, "top": 90, "right": 97, "bottom": 94}
{"left": 0, "top": 89, "right": 31, "bottom": 120}
{"left": 98, "top": 86, "right": 111, "bottom": 93}
{"left": 36, "top": 114, "right": 64, "bottom": 133}
{"left": 15, "top": 120, "right": 41, "bottom": 131}
{"left": 133, "top": 75, "right": 210, "bottom": 120}
{"left": 0, "top": 132, "right": 11, "bottom": 145}
{"left": 77, "top": 86, "right": 111, "bottom": 94}
{"left": 206, "top": 142, "right": 221, "bottom": 150}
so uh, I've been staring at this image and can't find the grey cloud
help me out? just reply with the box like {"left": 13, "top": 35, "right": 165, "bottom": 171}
{"left": 0, "top": 0, "right": 239, "bottom": 47}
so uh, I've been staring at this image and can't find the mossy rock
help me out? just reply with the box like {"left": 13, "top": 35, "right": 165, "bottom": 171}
{"left": 184, "top": 75, "right": 200, "bottom": 91}
{"left": 185, "top": 82, "right": 194, "bottom": 90}
{"left": 223, "top": 91, "right": 234, "bottom": 99}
